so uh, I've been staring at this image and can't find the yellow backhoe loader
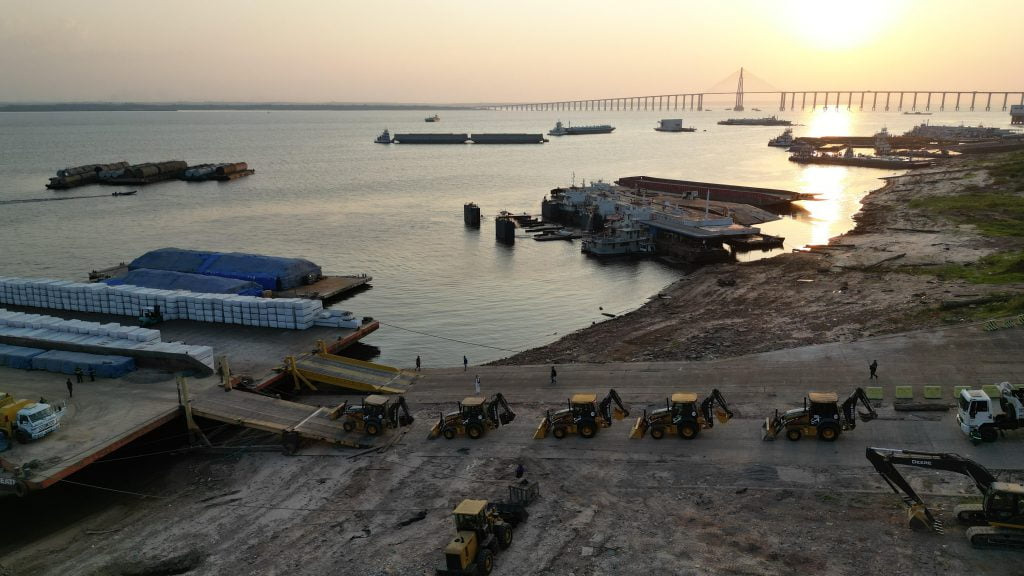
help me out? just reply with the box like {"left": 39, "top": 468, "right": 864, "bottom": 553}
{"left": 534, "top": 389, "right": 628, "bottom": 439}
{"left": 328, "top": 394, "right": 414, "bottom": 436}
{"left": 762, "top": 388, "right": 876, "bottom": 442}
{"left": 630, "top": 389, "right": 733, "bottom": 439}
{"left": 428, "top": 393, "right": 515, "bottom": 440}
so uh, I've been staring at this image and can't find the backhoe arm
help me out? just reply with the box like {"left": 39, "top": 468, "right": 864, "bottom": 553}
{"left": 487, "top": 393, "right": 516, "bottom": 425}
{"left": 599, "top": 389, "right": 629, "bottom": 424}
{"left": 701, "top": 389, "right": 734, "bottom": 428}
{"left": 842, "top": 387, "right": 877, "bottom": 428}
{"left": 389, "top": 396, "right": 415, "bottom": 427}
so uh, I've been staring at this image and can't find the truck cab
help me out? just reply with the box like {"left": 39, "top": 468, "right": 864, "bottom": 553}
{"left": 958, "top": 389, "right": 999, "bottom": 442}
{"left": 1, "top": 393, "right": 63, "bottom": 448}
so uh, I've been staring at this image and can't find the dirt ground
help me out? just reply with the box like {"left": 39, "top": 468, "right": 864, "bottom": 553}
{"left": 3, "top": 156, "right": 1024, "bottom": 576}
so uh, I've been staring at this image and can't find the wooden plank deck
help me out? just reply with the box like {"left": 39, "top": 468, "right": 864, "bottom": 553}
{"left": 274, "top": 275, "right": 372, "bottom": 302}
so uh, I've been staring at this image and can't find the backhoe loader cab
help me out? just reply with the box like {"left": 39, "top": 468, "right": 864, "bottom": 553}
{"left": 630, "top": 389, "right": 734, "bottom": 440}
{"left": 429, "top": 394, "right": 516, "bottom": 440}
{"left": 534, "top": 390, "right": 629, "bottom": 440}
{"left": 437, "top": 499, "right": 514, "bottom": 576}
{"left": 763, "top": 388, "right": 876, "bottom": 442}
{"left": 339, "top": 394, "right": 414, "bottom": 436}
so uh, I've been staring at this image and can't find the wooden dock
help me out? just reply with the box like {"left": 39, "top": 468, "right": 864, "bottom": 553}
{"left": 274, "top": 274, "right": 372, "bottom": 302}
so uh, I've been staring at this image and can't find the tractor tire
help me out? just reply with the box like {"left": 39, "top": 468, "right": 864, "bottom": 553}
{"left": 342, "top": 421, "right": 355, "bottom": 433}
{"left": 650, "top": 426, "right": 665, "bottom": 440}
{"left": 467, "top": 423, "right": 484, "bottom": 440}
{"left": 552, "top": 427, "right": 567, "bottom": 439}
{"left": 477, "top": 548, "right": 494, "bottom": 576}
{"left": 495, "top": 523, "right": 513, "bottom": 549}
{"left": 14, "top": 428, "right": 31, "bottom": 444}
{"left": 678, "top": 421, "right": 699, "bottom": 440}
{"left": 579, "top": 422, "right": 597, "bottom": 439}
{"left": 365, "top": 421, "right": 381, "bottom": 436}
{"left": 442, "top": 427, "right": 457, "bottom": 440}
{"left": 818, "top": 423, "right": 840, "bottom": 442}
{"left": 980, "top": 425, "right": 998, "bottom": 443}
{"left": 786, "top": 428, "right": 802, "bottom": 442}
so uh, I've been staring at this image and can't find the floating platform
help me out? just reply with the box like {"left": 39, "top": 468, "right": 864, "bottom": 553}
{"left": 274, "top": 274, "right": 373, "bottom": 302}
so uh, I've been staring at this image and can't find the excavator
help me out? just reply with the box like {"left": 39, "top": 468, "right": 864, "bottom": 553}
{"left": 630, "top": 389, "right": 733, "bottom": 440}
{"left": 763, "top": 388, "right": 876, "bottom": 441}
{"left": 866, "top": 447, "right": 1024, "bottom": 549}
{"left": 534, "top": 389, "right": 629, "bottom": 440}
{"left": 429, "top": 393, "right": 516, "bottom": 440}
{"left": 330, "top": 394, "right": 414, "bottom": 436}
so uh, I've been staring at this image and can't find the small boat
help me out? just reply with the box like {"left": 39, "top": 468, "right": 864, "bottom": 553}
{"left": 111, "top": 190, "right": 137, "bottom": 196}
{"left": 425, "top": 114, "right": 440, "bottom": 122}
{"left": 767, "top": 128, "right": 795, "bottom": 148}
{"left": 374, "top": 129, "right": 392, "bottom": 144}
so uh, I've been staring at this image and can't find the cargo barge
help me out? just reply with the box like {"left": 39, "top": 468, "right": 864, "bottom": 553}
{"left": 615, "top": 176, "right": 812, "bottom": 208}
{"left": 469, "top": 133, "right": 547, "bottom": 144}
{"left": 46, "top": 160, "right": 253, "bottom": 189}
{"left": 718, "top": 116, "right": 792, "bottom": 126}
{"left": 391, "top": 133, "right": 469, "bottom": 144}
{"left": 548, "top": 121, "right": 615, "bottom": 136}
{"left": 788, "top": 148, "right": 933, "bottom": 169}
{"left": 383, "top": 133, "right": 547, "bottom": 144}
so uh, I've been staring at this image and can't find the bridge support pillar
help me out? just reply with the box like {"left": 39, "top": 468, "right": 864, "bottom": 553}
{"left": 860, "top": 92, "right": 865, "bottom": 111}
{"left": 779, "top": 92, "right": 786, "bottom": 111}
{"left": 926, "top": 92, "right": 932, "bottom": 111}
{"left": 911, "top": 92, "right": 918, "bottom": 110}
{"left": 898, "top": 92, "right": 905, "bottom": 111}
{"left": 971, "top": 92, "right": 977, "bottom": 111}
{"left": 697, "top": 94, "right": 702, "bottom": 111}
{"left": 955, "top": 92, "right": 961, "bottom": 111}
{"left": 812, "top": 92, "right": 817, "bottom": 109}
{"left": 940, "top": 92, "right": 946, "bottom": 111}
{"left": 986, "top": 92, "right": 992, "bottom": 111}
{"left": 885, "top": 92, "right": 891, "bottom": 111}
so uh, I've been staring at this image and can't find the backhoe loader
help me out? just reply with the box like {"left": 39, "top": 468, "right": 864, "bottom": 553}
{"left": 867, "top": 447, "right": 1024, "bottom": 548}
{"left": 534, "top": 389, "right": 628, "bottom": 439}
{"left": 763, "top": 388, "right": 876, "bottom": 441}
{"left": 329, "top": 394, "right": 414, "bottom": 436}
{"left": 630, "top": 389, "right": 733, "bottom": 440}
{"left": 429, "top": 393, "right": 516, "bottom": 440}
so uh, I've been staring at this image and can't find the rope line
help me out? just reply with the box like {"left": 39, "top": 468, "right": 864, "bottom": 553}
{"left": 377, "top": 321, "right": 522, "bottom": 353}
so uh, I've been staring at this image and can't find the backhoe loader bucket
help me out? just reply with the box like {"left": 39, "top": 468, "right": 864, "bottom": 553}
{"left": 499, "top": 412, "right": 515, "bottom": 425}
{"left": 714, "top": 407, "right": 731, "bottom": 424}
{"left": 534, "top": 415, "right": 551, "bottom": 439}
{"left": 628, "top": 414, "right": 648, "bottom": 439}
{"left": 612, "top": 405, "right": 629, "bottom": 420}
{"left": 428, "top": 415, "right": 443, "bottom": 439}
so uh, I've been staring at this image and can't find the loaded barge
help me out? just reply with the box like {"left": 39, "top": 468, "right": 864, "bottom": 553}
{"left": 46, "top": 160, "right": 254, "bottom": 190}
{"left": 615, "top": 176, "right": 812, "bottom": 208}
{"left": 381, "top": 131, "right": 547, "bottom": 144}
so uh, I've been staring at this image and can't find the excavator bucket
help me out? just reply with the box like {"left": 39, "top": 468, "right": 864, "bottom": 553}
{"left": 533, "top": 416, "right": 550, "bottom": 440}
{"left": 714, "top": 407, "right": 731, "bottom": 424}
{"left": 907, "top": 503, "right": 940, "bottom": 532}
{"left": 628, "top": 414, "right": 648, "bottom": 439}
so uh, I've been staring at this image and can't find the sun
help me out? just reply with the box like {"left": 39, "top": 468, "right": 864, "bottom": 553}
{"left": 786, "top": 0, "right": 907, "bottom": 51}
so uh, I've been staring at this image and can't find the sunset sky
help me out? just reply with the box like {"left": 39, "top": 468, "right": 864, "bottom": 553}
{"left": 1, "top": 0, "right": 1021, "bottom": 103}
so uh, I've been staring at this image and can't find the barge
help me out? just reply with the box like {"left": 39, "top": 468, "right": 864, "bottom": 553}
{"left": 615, "top": 176, "right": 811, "bottom": 208}
{"left": 718, "top": 116, "right": 792, "bottom": 126}
{"left": 469, "top": 133, "right": 547, "bottom": 144}
{"left": 789, "top": 148, "right": 933, "bottom": 169}
{"left": 548, "top": 121, "right": 615, "bottom": 136}
{"left": 391, "top": 133, "right": 469, "bottom": 144}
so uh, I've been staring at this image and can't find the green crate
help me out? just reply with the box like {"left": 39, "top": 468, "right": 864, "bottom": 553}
{"left": 923, "top": 386, "right": 942, "bottom": 399}
{"left": 865, "top": 387, "right": 884, "bottom": 400}
{"left": 953, "top": 386, "right": 969, "bottom": 398}
{"left": 895, "top": 386, "right": 914, "bottom": 400}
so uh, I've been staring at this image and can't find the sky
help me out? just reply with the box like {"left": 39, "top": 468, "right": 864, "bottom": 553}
{"left": 1, "top": 0, "right": 1021, "bottom": 104}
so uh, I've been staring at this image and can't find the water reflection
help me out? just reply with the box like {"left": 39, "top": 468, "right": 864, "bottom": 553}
{"left": 796, "top": 166, "right": 850, "bottom": 246}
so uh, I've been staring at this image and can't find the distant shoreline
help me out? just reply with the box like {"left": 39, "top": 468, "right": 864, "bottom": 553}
{"left": 0, "top": 103, "right": 484, "bottom": 112}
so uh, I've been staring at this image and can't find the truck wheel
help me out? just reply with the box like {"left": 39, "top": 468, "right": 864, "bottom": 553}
{"left": 980, "top": 425, "right": 998, "bottom": 443}
{"left": 786, "top": 428, "right": 802, "bottom": 442}
{"left": 477, "top": 548, "right": 494, "bottom": 575}
{"left": 342, "top": 421, "right": 355, "bottom": 432}
{"left": 650, "top": 426, "right": 665, "bottom": 440}
{"left": 13, "top": 480, "right": 28, "bottom": 498}
{"left": 467, "top": 423, "right": 484, "bottom": 440}
{"left": 678, "top": 422, "right": 699, "bottom": 440}
{"left": 443, "top": 427, "right": 456, "bottom": 440}
{"left": 552, "top": 427, "right": 567, "bottom": 439}
{"left": 365, "top": 422, "right": 381, "bottom": 436}
{"left": 495, "top": 523, "right": 513, "bottom": 549}
{"left": 818, "top": 423, "right": 840, "bottom": 442}
{"left": 14, "top": 428, "right": 31, "bottom": 444}
{"left": 579, "top": 423, "right": 596, "bottom": 438}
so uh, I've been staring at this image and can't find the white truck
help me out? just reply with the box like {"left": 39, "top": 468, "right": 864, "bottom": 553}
{"left": 956, "top": 382, "right": 1024, "bottom": 443}
{"left": 0, "top": 392, "right": 64, "bottom": 450}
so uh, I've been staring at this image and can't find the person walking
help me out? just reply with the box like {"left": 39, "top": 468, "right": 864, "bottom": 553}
{"left": 515, "top": 463, "right": 525, "bottom": 479}
{"left": 66, "top": 377, "right": 73, "bottom": 398}
{"left": 415, "top": 355, "right": 421, "bottom": 372}
{"left": 550, "top": 366, "right": 557, "bottom": 385}
{"left": 463, "top": 355, "right": 468, "bottom": 371}
{"left": 88, "top": 367, "right": 96, "bottom": 382}
{"left": 869, "top": 360, "right": 879, "bottom": 379}
{"left": 474, "top": 374, "right": 481, "bottom": 394}
{"left": 74, "top": 366, "right": 83, "bottom": 383}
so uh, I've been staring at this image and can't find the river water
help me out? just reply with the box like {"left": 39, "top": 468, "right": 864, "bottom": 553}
{"left": 0, "top": 108, "right": 1010, "bottom": 367}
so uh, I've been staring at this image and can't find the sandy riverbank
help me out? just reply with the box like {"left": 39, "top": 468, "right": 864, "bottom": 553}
{"left": 493, "top": 154, "right": 1024, "bottom": 365}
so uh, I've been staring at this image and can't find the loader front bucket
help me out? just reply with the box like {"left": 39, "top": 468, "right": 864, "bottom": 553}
{"left": 762, "top": 416, "right": 778, "bottom": 441}
{"left": 427, "top": 415, "right": 442, "bottom": 439}
{"left": 533, "top": 416, "right": 550, "bottom": 440}
{"left": 628, "top": 414, "right": 648, "bottom": 439}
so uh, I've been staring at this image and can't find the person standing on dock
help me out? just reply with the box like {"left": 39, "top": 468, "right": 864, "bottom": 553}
{"left": 550, "top": 366, "right": 557, "bottom": 385}
{"left": 66, "top": 378, "right": 73, "bottom": 398}
{"left": 463, "top": 356, "right": 468, "bottom": 371}
{"left": 88, "top": 367, "right": 96, "bottom": 382}
{"left": 74, "top": 366, "right": 83, "bottom": 383}
{"left": 474, "top": 374, "right": 481, "bottom": 394}
{"left": 869, "top": 360, "right": 879, "bottom": 380}
{"left": 415, "top": 355, "right": 421, "bottom": 372}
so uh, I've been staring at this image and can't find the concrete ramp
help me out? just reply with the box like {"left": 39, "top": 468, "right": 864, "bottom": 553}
{"left": 287, "top": 352, "right": 413, "bottom": 394}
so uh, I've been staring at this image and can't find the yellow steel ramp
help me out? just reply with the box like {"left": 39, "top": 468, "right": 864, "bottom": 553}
{"left": 190, "top": 388, "right": 371, "bottom": 449}
{"left": 287, "top": 347, "right": 414, "bottom": 394}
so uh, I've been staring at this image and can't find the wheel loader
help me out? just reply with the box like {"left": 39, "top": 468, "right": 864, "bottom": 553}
{"left": 329, "top": 394, "right": 414, "bottom": 436}
{"left": 762, "top": 388, "right": 876, "bottom": 442}
{"left": 436, "top": 499, "right": 515, "bottom": 576}
{"left": 534, "top": 389, "right": 628, "bottom": 439}
{"left": 629, "top": 389, "right": 733, "bottom": 440}
{"left": 428, "top": 393, "right": 516, "bottom": 440}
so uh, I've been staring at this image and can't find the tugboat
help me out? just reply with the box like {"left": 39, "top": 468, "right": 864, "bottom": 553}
{"left": 767, "top": 128, "right": 795, "bottom": 148}
{"left": 374, "top": 129, "right": 392, "bottom": 144}
{"left": 425, "top": 114, "right": 440, "bottom": 122}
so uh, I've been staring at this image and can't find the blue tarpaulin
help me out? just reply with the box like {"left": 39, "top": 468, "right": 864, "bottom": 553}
{"left": 105, "top": 268, "right": 264, "bottom": 296}
{"left": 128, "top": 248, "right": 321, "bottom": 291}
{"left": 0, "top": 344, "right": 46, "bottom": 370}
{"left": 30, "top": 350, "right": 135, "bottom": 378}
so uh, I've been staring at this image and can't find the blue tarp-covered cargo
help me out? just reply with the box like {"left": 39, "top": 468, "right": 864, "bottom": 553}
{"left": 0, "top": 344, "right": 46, "bottom": 370}
{"left": 128, "top": 248, "right": 321, "bottom": 291}
{"left": 30, "top": 350, "right": 135, "bottom": 378}
{"left": 105, "top": 269, "right": 264, "bottom": 296}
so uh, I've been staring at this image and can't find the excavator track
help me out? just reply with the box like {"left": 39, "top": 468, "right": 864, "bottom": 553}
{"left": 966, "top": 526, "right": 1024, "bottom": 549}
